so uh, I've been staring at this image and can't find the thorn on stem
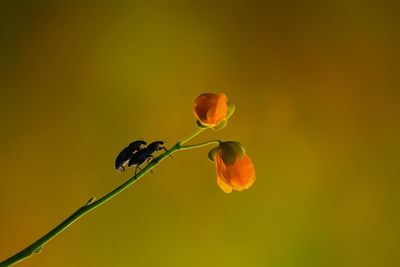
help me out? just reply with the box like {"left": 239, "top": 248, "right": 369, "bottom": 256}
{"left": 86, "top": 197, "right": 96, "bottom": 206}
{"left": 33, "top": 247, "right": 42, "bottom": 254}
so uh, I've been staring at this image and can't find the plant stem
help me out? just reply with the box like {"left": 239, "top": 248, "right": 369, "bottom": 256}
{"left": 0, "top": 127, "right": 213, "bottom": 267}
{"left": 180, "top": 140, "right": 221, "bottom": 150}
{"left": 179, "top": 127, "right": 205, "bottom": 145}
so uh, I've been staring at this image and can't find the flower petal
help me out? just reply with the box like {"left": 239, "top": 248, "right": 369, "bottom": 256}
{"left": 194, "top": 93, "right": 228, "bottom": 127}
{"left": 215, "top": 151, "right": 255, "bottom": 193}
{"left": 206, "top": 93, "right": 228, "bottom": 125}
{"left": 217, "top": 175, "right": 233, "bottom": 193}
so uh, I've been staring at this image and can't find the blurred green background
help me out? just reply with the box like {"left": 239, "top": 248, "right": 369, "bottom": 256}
{"left": 0, "top": 1, "right": 399, "bottom": 266}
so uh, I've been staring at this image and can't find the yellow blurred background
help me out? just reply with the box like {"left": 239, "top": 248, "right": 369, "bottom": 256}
{"left": 0, "top": 1, "right": 399, "bottom": 266}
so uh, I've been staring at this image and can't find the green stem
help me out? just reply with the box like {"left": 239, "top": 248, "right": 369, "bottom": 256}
{"left": 179, "top": 127, "right": 205, "bottom": 145}
{"left": 0, "top": 127, "right": 212, "bottom": 267}
{"left": 180, "top": 140, "right": 221, "bottom": 150}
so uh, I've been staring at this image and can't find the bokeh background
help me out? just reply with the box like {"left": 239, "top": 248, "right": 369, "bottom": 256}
{"left": 0, "top": 1, "right": 399, "bottom": 266}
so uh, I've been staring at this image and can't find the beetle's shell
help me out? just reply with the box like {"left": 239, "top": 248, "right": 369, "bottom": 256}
{"left": 128, "top": 149, "right": 147, "bottom": 167}
{"left": 115, "top": 147, "right": 131, "bottom": 170}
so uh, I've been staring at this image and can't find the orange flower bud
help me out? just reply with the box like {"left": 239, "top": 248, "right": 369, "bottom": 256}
{"left": 194, "top": 93, "right": 228, "bottom": 127}
{"left": 210, "top": 142, "right": 255, "bottom": 193}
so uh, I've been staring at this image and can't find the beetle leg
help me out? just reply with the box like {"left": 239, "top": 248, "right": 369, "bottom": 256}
{"left": 134, "top": 165, "right": 143, "bottom": 179}
{"left": 151, "top": 157, "right": 160, "bottom": 164}
{"left": 160, "top": 147, "right": 172, "bottom": 158}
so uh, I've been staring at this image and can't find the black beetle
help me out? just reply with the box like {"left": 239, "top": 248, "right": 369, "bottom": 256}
{"left": 115, "top": 141, "right": 147, "bottom": 172}
{"left": 128, "top": 141, "right": 167, "bottom": 177}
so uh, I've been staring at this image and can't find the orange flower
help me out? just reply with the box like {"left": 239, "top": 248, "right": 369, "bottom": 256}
{"left": 194, "top": 93, "right": 228, "bottom": 127}
{"left": 209, "top": 142, "right": 255, "bottom": 193}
